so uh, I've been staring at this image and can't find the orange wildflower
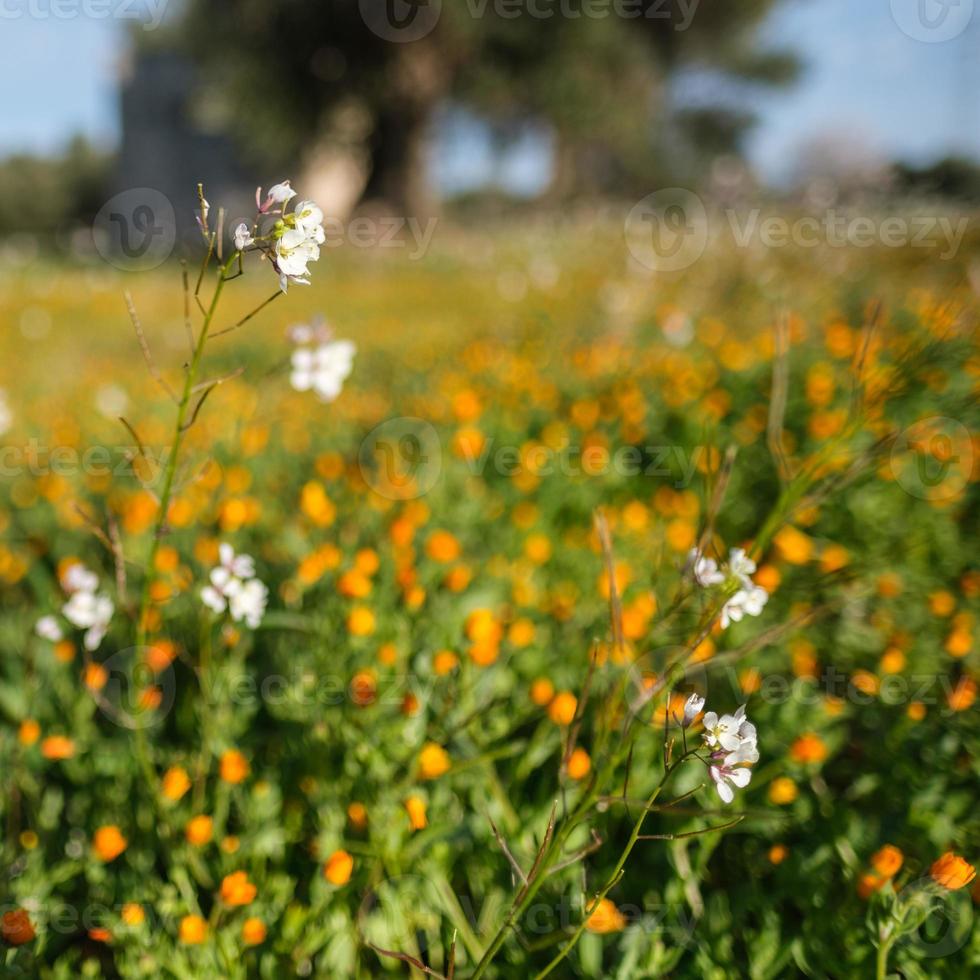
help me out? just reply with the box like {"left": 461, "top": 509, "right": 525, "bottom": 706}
{"left": 418, "top": 743, "right": 451, "bottom": 780}
{"left": 1, "top": 909, "right": 35, "bottom": 945}
{"left": 185, "top": 815, "right": 214, "bottom": 846}
{"left": 324, "top": 849, "right": 354, "bottom": 886}
{"left": 930, "top": 853, "right": 976, "bottom": 890}
{"left": 179, "top": 915, "right": 207, "bottom": 945}
{"left": 242, "top": 917, "right": 267, "bottom": 946}
{"left": 220, "top": 749, "right": 250, "bottom": 784}
{"left": 220, "top": 871, "right": 257, "bottom": 906}
{"left": 871, "top": 845, "right": 903, "bottom": 879}
{"left": 93, "top": 825, "right": 128, "bottom": 862}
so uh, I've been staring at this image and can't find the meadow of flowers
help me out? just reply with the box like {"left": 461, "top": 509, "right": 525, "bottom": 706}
{"left": 0, "top": 185, "right": 978, "bottom": 978}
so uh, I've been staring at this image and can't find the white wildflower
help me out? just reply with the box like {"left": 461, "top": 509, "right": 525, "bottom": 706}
{"left": 687, "top": 549, "right": 724, "bottom": 587}
{"left": 228, "top": 578, "right": 268, "bottom": 630}
{"left": 681, "top": 693, "right": 705, "bottom": 727}
{"left": 62, "top": 590, "right": 114, "bottom": 652}
{"left": 61, "top": 563, "right": 98, "bottom": 595}
{"left": 233, "top": 222, "right": 254, "bottom": 251}
{"left": 701, "top": 703, "right": 759, "bottom": 804}
{"left": 275, "top": 228, "right": 321, "bottom": 291}
{"left": 201, "top": 543, "right": 267, "bottom": 629}
{"left": 35, "top": 615, "right": 63, "bottom": 642}
{"left": 290, "top": 339, "right": 356, "bottom": 402}
{"left": 258, "top": 180, "right": 296, "bottom": 213}
{"left": 727, "top": 547, "right": 757, "bottom": 585}
{"left": 720, "top": 585, "right": 769, "bottom": 629}
{"left": 292, "top": 200, "right": 324, "bottom": 237}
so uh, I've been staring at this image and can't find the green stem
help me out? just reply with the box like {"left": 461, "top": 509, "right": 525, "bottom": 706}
{"left": 876, "top": 941, "right": 889, "bottom": 980}
{"left": 532, "top": 755, "right": 692, "bottom": 980}
{"left": 471, "top": 750, "right": 694, "bottom": 980}
{"left": 130, "top": 253, "right": 238, "bottom": 798}
{"left": 135, "top": 253, "right": 237, "bottom": 653}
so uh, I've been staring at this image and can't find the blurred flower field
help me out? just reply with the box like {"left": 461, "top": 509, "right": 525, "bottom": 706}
{"left": 0, "top": 210, "right": 979, "bottom": 978}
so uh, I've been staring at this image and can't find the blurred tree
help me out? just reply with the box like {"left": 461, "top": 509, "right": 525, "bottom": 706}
{"left": 174, "top": 0, "right": 797, "bottom": 212}
{"left": 0, "top": 137, "right": 111, "bottom": 237}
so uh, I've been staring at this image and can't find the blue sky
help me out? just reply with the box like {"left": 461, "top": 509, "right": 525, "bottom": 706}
{"left": 2, "top": 0, "right": 978, "bottom": 186}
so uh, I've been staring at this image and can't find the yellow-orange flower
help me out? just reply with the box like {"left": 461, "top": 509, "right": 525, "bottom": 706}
{"left": 93, "top": 825, "right": 127, "bottom": 862}
{"left": 220, "top": 871, "right": 257, "bottom": 906}
{"left": 585, "top": 898, "right": 626, "bottom": 934}
{"left": 768, "top": 777, "right": 798, "bottom": 805}
{"left": 768, "top": 844, "right": 788, "bottom": 865}
{"left": 548, "top": 691, "right": 578, "bottom": 726}
{"left": 18, "top": 719, "right": 39, "bottom": 746}
{"left": 41, "top": 735, "right": 75, "bottom": 760}
{"left": 773, "top": 526, "right": 812, "bottom": 564}
{"left": 567, "top": 748, "right": 591, "bottom": 780}
{"left": 871, "top": 845, "right": 903, "bottom": 879}
{"left": 930, "top": 852, "right": 976, "bottom": 890}
{"left": 426, "top": 530, "right": 461, "bottom": 563}
{"left": 162, "top": 766, "right": 191, "bottom": 802}
{"left": 418, "top": 742, "right": 451, "bottom": 780}
{"left": 242, "top": 917, "right": 266, "bottom": 946}
{"left": 347, "top": 802, "right": 368, "bottom": 830}
{"left": 179, "top": 915, "right": 207, "bottom": 945}
{"left": 530, "top": 677, "right": 554, "bottom": 707}
{"left": 947, "top": 677, "right": 976, "bottom": 712}
{"left": 347, "top": 606, "right": 376, "bottom": 637}
{"left": 121, "top": 903, "right": 145, "bottom": 926}
{"left": 433, "top": 650, "right": 459, "bottom": 676}
{"left": 857, "top": 873, "right": 886, "bottom": 900}
{"left": 405, "top": 796, "right": 428, "bottom": 830}
{"left": 789, "top": 733, "right": 828, "bottom": 765}
{"left": 220, "top": 749, "right": 250, "bottom": 784}
{"left": 324, "top": 849, "right": 354, "bottom": 886}
{"left": 185, "top": 815, "right": 214, "bottom": 847}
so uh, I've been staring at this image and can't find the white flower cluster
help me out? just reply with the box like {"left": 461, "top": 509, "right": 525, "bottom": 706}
{"left": 687, "top": 546, "right": 769, "bottom": 629}
{"left": 201, "top": 543, "right": 268, "bottom": 629}
{"left": 36, "top": 562, "right": 114, "bottom": 652}
{"left": 290, "top": 323, "right": 356, "bottom": 403}
{"left": 233, "top": 180, "right": 326, "bottom": 293}
{"left": 682, "top": 695, "right": 759, "bottom": 804}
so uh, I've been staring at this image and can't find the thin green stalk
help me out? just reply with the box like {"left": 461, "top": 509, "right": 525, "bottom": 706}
{"left": 532, "top": 752, "right": 695, "bottom": 980}
{"left": 135, "top": 252, "right": 237, "bottom": 653}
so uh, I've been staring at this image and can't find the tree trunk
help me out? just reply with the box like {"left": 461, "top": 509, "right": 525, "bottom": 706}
{"left": 362, "top": 42, "right": 447, "bottom": 218}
